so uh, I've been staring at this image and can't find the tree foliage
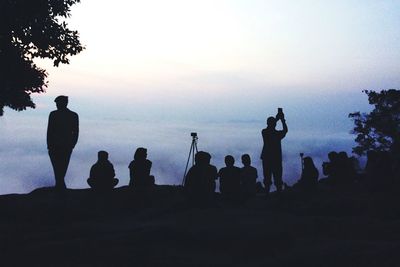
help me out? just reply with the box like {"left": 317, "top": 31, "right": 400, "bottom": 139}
{"left": 349, "top": 89, "right": 400, "bottom": 155}
{"left": 0, "top": 0, "right": 84, "bottom": 116}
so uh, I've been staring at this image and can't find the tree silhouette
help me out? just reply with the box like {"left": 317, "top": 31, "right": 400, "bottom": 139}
{"left": 0, "top": 0, "right": 84, "bottom": 116}
{"left": 349, "top": 89, "right": 400, "bottom": 155}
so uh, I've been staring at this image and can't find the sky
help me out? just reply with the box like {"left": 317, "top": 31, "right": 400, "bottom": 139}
{"left": 1, "top": 0, "right": 400, "bottom": 194}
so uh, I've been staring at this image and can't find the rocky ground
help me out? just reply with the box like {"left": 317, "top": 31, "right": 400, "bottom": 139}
{"left": 0, "top": 185, "right": 400, "bottom": 266}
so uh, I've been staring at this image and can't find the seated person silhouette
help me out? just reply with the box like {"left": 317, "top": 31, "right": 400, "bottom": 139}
{"left": 203, "top": 151, "right": 218, "bottom": 193}
{"left": 336, "top": 151, "right": 356, "bottom": 185}
{"left": 240, "top": 154, "right": 258, "bottom": 198}
{"left": 87, "top": 151, "right": 119, "bottom": 190}
{"left": 322, "top": 151, "right": 338, "bottom": 176}
{"left": 218, "top": 155, "right": 241, "bottom": 199}
{"left": 294, "top": 156, "right": 319, "bottom": 192}
{"left": 128, "top": 147, "right": 155, "bottom": 187}
{"left": 184, "top": 151, "right": 218, "bottom": 201}
{"left": 321, "top": 151, "right": 339, "bottom": 184}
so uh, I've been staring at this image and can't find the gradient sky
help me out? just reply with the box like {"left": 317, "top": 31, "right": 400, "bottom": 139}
{"left": 44, "top": 0, "right": 400, "bottom": 94}
{"left": 1, "top": 0, "right": 400, "bottom": 194}
{"left": 38, "top": 0, "right": 400, "bottom": 123}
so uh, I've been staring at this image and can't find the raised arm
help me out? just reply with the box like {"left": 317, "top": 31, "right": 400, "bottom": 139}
{"left": 281, "top": 118, "right": 288, "bottom": 134}
{"left": 279, "top": 118, "right": 288, "bottom": 140}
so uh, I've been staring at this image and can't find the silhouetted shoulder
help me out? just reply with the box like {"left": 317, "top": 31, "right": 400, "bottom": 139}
{"left": 241, "top": 166, "right": 258, "bottom": 175}
{"left": 209, "top": 165, "right": 218, "bottom": 179}
{"left": 66, "top": 109, "right": 79, "bottom": 118}
{"left": 128, "top": 161, "right": 134, "bottom": 169}
{"left": 261, "top": 128, "right": 268, "bottom": 135}
{"left": 218, "top": 167, "right": 226, "bottom": 177}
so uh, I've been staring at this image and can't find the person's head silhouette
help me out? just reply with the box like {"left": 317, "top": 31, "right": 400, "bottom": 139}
{"left": 134, "top": 147, "right": 147, "bottom": 161}
{"left": 303, "top": 156, "right": 316, "bottom": 170}
{"left": 98, "top": 150, "right": 108, "bottom": 162}
{"left": 204, "top": 152, "right": 212, "bottom": 164}
{"left": 54, "top": 95, "right": 68, "bottom": 110}
{"left": 225, "top": 155, "right": 235, "bottom": 167}
{"left": 328, "top": 151, "right": 338, "bottom": 162}
{"left": 338, "top": 151, "right": 348, "bottom": 161}
{"left": 241, "top": 154, "right": 251, "bottom": 166}
{"left": 195, "top": 151, "right": 208, "bottom": 166}
{"left": 267, "top": 116, "right": 277, "bottom": 129}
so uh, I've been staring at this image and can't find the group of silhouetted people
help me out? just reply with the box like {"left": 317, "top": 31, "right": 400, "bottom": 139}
{"left": 183, "top": 108, "right": 288, "bottom": 202}
{"left": 47, "top": 96, "right": 155, "bottom": 192}
{"left": 317, "top": 148, "right": 400, "bottom": 193}
{"left": 86, "top": 148, "right": 155, "bottom": 191}
{"left": 321, "top": 151, "right": 358, "bottom": 186}
{"left": 46, "top": 96, "right": 290, "bottom": 196}
{"left": 46, "top": 95, "right": 398, "bottom": 199}
{"left": 183, "top": 152, "right": 258, "bottom": 202}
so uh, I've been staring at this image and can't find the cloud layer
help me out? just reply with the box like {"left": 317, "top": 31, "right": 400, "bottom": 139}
{"left": 0, "top": 115, "right": 356, "bottom": 195}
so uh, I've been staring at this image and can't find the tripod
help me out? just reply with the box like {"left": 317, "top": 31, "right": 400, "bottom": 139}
{"left": 182, "top": 133, "right": 198, "bottom": 185}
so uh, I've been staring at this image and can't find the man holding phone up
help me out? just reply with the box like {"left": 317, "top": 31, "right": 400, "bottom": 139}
{"left": 260, "top": 108, "right": 288, "bottom": 195}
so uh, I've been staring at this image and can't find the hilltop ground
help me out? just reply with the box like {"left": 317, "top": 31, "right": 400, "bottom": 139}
{"left": 0, "top": 185, "right": 400, "bottom": 266}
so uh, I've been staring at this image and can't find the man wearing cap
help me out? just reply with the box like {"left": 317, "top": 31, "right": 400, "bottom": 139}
{"left": 47, "top": 96, "right": 79, "bottom": 190}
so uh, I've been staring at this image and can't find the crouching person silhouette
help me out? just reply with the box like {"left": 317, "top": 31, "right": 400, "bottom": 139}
{"left": 128, "top": 148, "right": 155, "bottom": 187}
{"left": 47, "top": 96, "right": 79, "bottom": 190}
{"left": 184, "top": 151, "right": 218, "bottom": 204}
{"left": 87, "top": 151, "right": 119, "bottom": 191}
{"left": 261, "top": 108, "right": 288, "bottom": 195}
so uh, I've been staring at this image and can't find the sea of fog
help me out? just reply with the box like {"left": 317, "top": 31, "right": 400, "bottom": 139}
{"left": 0, "top": 112, "right": 357, "bottom": 195}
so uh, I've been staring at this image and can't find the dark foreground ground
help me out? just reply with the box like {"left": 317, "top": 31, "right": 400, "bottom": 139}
{"left": 1, "top": 185, "right": 400, "bottom": 266}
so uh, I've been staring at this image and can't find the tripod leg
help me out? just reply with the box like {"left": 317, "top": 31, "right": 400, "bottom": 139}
{"left": 182, "top": 142, "right": 194, "bottom": 185}
{"left": 192, "top": 142, "right": 195, "bottom": 167}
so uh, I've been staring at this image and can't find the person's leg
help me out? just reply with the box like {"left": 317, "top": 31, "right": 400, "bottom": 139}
{"left": 58, "top": 149, "right": 72, "bottom": 189}
{"left": 262, "top": 160, "right": 273, "bottom": 195}
{"left": 49, "top": 150, "right": 57, "bottom": 184}
{"left": 272, "top": 161, "right": 283, "bottom": 192}
{"left": 49, "top": 149, "right": 66, "bottom": 189}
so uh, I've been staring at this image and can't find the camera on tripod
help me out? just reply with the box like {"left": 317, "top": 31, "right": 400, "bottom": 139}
{"left": 182, "top": 132, "right": 199, "bottom": 185}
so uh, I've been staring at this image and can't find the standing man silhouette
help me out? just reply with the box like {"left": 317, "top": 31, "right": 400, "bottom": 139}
{"left": 47, "top": 96, "right": 79, "bottom": 190}
{"left": 261, "top": 108, "right": 288, "bottom": 195}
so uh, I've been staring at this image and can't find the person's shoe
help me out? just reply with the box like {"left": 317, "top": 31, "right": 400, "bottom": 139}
{"left": 54, "top": 183, "right": 67, "bottom": 192}
{"left": 264, "top": 186, "right": 270, "bottom": 199}
{"left": 276, "top": 185, "right": 283, "bottom": 193}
